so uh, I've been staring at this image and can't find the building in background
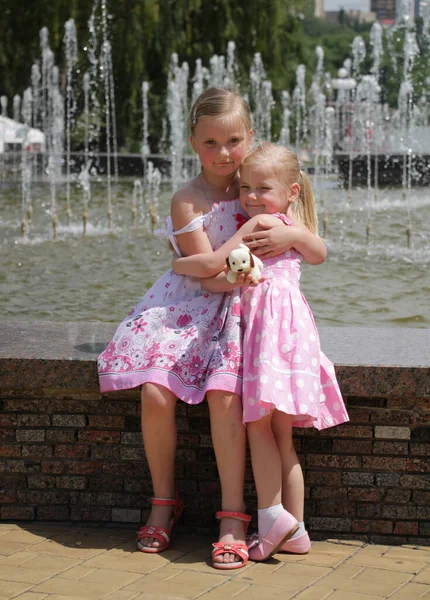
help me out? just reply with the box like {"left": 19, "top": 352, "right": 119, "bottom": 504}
{"left": 315, "top": 0, "right": 325, "bottom": 18}
{"left": 370, "top": 0, "right": 396, "bottom": 22}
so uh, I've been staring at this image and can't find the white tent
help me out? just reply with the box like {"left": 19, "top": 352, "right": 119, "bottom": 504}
{"left": 0, "top": 116, "right": 45, "bottom": 153}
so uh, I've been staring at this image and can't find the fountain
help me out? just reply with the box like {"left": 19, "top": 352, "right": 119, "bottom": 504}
{"left": 0, "top": 2, "right": 429, "bottom": 329}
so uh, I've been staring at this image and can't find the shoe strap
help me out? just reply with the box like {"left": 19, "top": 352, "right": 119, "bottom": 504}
{"left": 151, "top": 497, "right": 178, "bottom": 507}
{"left": 215, "top": 511, "right": 252, "bottom": 523}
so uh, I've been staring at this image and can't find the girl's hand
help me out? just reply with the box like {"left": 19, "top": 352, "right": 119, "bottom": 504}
{"left": 242, "top": 221, "right": 295, "bottom": 259}
{"left": 233, "top": 272, "right": 265, "bottom": 287}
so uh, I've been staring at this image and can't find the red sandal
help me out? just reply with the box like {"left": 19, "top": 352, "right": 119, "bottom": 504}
{"left": 212, "top": 511, "right": 252, "bottom": 570}
{"left": 136, "top": 491, "right": 184, "bottom": 553}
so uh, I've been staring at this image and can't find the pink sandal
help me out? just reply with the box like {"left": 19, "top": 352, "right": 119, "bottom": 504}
{"left": 136, "top": 491, "right": 184, "bottom": 553}
{"left": 248, "top": 509, "right": 298, "bottom": 562}
{"left": 212, "top": 511, "right": 252, "bottom": 570}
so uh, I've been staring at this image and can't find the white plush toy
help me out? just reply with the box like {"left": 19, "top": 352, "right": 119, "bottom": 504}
{"left": 226, "top": 244, "right": 264, "bottom": 284}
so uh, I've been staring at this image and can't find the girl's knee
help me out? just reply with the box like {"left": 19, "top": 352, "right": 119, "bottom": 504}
{"left": 141, "top": 383, "right": 176, "bottom": 413}
{"left": 207, "top": 391, "right": 242, "bottom": 412}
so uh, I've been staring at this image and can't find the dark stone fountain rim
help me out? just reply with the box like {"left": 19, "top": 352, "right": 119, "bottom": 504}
{"left": 0, "top": 320, "right": 429, "bottom": 396}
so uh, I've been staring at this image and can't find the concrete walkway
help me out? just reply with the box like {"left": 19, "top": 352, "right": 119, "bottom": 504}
{"left": 0, "top": 523, "right": 428, "bottom": 600}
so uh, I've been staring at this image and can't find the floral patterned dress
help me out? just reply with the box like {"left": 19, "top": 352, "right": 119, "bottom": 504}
{"left": 98, "top": 200, "right": 247, "bottom": 404}
{"left": 241, "top": 214, "right": 349, "bottom": 430}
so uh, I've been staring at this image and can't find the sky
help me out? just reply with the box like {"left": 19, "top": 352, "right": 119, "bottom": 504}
{"left": 324, "top": 0, "right": 370, "bottom": 9}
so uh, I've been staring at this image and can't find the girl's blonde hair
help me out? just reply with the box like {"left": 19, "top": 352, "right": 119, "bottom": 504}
{"left": 242, "top": 142, "right": 318, "bottom": 235}
{"left": 189, "top": 87, "right": 252, "bottom": 134}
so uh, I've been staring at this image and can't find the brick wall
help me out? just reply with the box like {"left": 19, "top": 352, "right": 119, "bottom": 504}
{"left": 0, "top": 387, "right": 429, "bottom": 545}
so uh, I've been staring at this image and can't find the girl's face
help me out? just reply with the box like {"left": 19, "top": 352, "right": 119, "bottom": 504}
{"left": 239, "top": 162, "right": 300, "bottom": 218}
{"left": 190, "top": 115, "right": 252, "bottom": 179}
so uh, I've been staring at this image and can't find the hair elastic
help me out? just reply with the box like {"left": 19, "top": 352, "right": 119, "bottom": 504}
{"left": 192, "top": 106, "right": 197, "bottom": 126}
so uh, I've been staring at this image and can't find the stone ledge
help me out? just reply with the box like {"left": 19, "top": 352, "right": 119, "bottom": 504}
{"left": 0, "top": 320, "right": 429, "bottom": 396}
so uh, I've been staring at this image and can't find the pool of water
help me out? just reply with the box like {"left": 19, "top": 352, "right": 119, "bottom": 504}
{"left": 1, "top": 177, "right": 429, "bottom": 328}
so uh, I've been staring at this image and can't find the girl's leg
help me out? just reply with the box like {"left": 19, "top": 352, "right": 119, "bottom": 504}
{"left": 207, "top": 390, "right": 247, "bottom": 565}
{"left": 138, "top": 382, "right": 178, "bottom": 550}
{"left": 247, "top": 412, "right": 283, "bottom": 509}
{"left": 271, "top": 411, "right": 304, "bottom": 521}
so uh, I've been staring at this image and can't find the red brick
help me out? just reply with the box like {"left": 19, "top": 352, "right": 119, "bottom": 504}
{"left": 177, "top": 433, "right": 200, "bottom": 446}
{"left": 413, "top": 490, "right": 430, "bottom": 503}
{"left": 385, "top": 489, "right": 411, "bottom": 503}
{"left": 348, "top": 487, "right": 381, "bottom": 502}
{"left": 22, "top": 445, "right": 52, "bottom": 458}
{"left": 370, "top": 410, "right": 410, "bottom": 425}
{"left": 0, "top": 490, "right": 17, "bottom": 503}
{"left": 373, "top": 441, "right": 408, "bottom": 455}
{"left": 0, "top": 415, "right": 17, "bottom": 426}
{"left": 352, "top": 520, "right": 393, "bottom": 534}
{"left": 56, "top": 476, "right": 87, "bottom": 490}
{"left": 305, "top": 471, "right": 342, "bottom": 486}
{"left": 41, "top": 461, "right": 66, "bottom": 474}
{"left": 0, "top": 445, "right": 21, "bottom": 457}
{"left": 316, "top": 425, "right": 374, "bottom": 438}
{"left": 88, "top": 416, "right": 125, "bottom": 428}
{"left": 17, "top": 414, "right": 51, "bottom": 426}
{"left": 363, "top": 456, "right": 407, "bottom": 471}
{"left": 406, "top": 458, "right": 430, "bottom": 472}
{"left": 27, "top": 475, "right": 56, "bottom": 489}
{"left": 66, "top": 461, "right": 102, "bottom": 475}
{"left": 78, "top": 430, "right": 121, "bottom": 444}
{"left": 18, "top": 490, "right": 70, "bottom": 504}
{"left": 91, "top": 446, "right": 121, "bottom": 460}
{"left": 410, "top": 443, "right": 430, "bottom": 456}
{"left": 332, "top": 440, "right": 372, "bottom": 454}
{"left": 55, "top": 445, "right": 90, "bottom": 458}
{"left": 381, "top": 505, "right": 417, "bottom": 519}
{"left": 317, "top": 499, "right": 356, "bottom": 517}
{"left": 70, "top": 507, "right": 111, "bottom": 521}
{"left": 1, "top": 506, "right": 35, "bottom": 520}
{"left": 400, "top": 474, "right": 430, "bottom": 489}
{"left": 347, "top": 408, "right": 370, "bottom": 422}
{"left": 88, "top": 477, "right": 123, "bottom": 492}
{"left": 37, "top": 506, "right": 70, "bottom": 521}
{"left": 0, "top": 430, "right": 16, "bottom": 442}
{"left": 46, "top": 430, "right": 76, "bottom": 443}
{"left": 102, "top": 463, "right": 134, "bottom": 476}
{"left": 394, "top": 521, "right": 419, "bottom": 535}
{"left": 311, "top": 487, "right": 348, "bottom": 499}
{"left": 305, "top": 454, "right": 361, "bottom": 469}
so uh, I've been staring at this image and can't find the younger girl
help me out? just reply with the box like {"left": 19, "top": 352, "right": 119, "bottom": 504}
{"left": 172, "top": 142, "right": 349, "bottom": 561}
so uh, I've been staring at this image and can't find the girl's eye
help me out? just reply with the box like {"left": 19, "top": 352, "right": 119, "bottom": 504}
{"left": 240, "top": 186, "right": 249, "bottom": 190}
{"left": 261, "top": 187, "right": 271, "bottom": 191}
{"left": 205, "top": 140, "right": 215, "bottom": 145}
{"left": 230, "top": 138, "right": 240, "bottom": 144}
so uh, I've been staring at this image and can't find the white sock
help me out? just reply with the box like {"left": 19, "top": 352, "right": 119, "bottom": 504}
{"left": 291, "top": 521, "right": 306, "bottom": 538}
{"left": 257, "top": 503, "right": 284, "bottom": 538}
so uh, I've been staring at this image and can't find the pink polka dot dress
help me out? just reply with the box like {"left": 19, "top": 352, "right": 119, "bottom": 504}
{"left": 241, "top": 214, "right": 349, "bottom": 429}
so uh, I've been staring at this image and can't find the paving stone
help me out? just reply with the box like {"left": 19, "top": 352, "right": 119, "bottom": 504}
{"left": 317, "top": 564, "right": 411, "bottom": 596}
{"left": 413, "top": 565, "right": 430, "bottom": 585}
{"left": 389, "top": 583, "right": 430, "bottom": 599}
{"left": 295, "top": 587, "right": 385, "bottom": 600}
{"left": 346, "top": 544, "right": 429, "bottom": 573}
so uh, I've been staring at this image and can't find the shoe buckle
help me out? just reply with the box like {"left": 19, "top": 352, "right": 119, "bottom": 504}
{"left": 224, "top": 544, "right": 231, "bottom": 550}
{"left": 147, "top": 526, "right": 155, "bottom": 534}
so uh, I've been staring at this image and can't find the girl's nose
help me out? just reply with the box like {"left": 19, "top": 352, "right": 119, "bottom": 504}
{"left": 219, "top": 145, "right": 229, "bottom": 156}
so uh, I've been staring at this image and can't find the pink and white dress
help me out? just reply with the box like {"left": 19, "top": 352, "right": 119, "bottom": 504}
{"left": 98, "top": 200, "right": 247, "bottom": 404}
{"left": 241, "top": 214, "right": 349, "bottom": 429}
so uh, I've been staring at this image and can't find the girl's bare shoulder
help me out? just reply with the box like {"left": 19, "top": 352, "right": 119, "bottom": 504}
{"left": 171, "top": 178, "right": 207, "bottom": 228}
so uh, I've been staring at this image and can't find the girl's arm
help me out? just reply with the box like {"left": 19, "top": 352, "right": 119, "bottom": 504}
{"left": 199, "top": 271, "right": 260, "bottom": 294}
{"left": 172, "top": 214, "right": 281, "bottom": 277}
{"left": 241, "top": 216, "right": 327, "bottom": 265}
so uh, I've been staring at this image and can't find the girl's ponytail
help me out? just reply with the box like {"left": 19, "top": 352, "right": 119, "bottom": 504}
{"left": 294, "top": 170, "right": 318, "bottom": 235}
